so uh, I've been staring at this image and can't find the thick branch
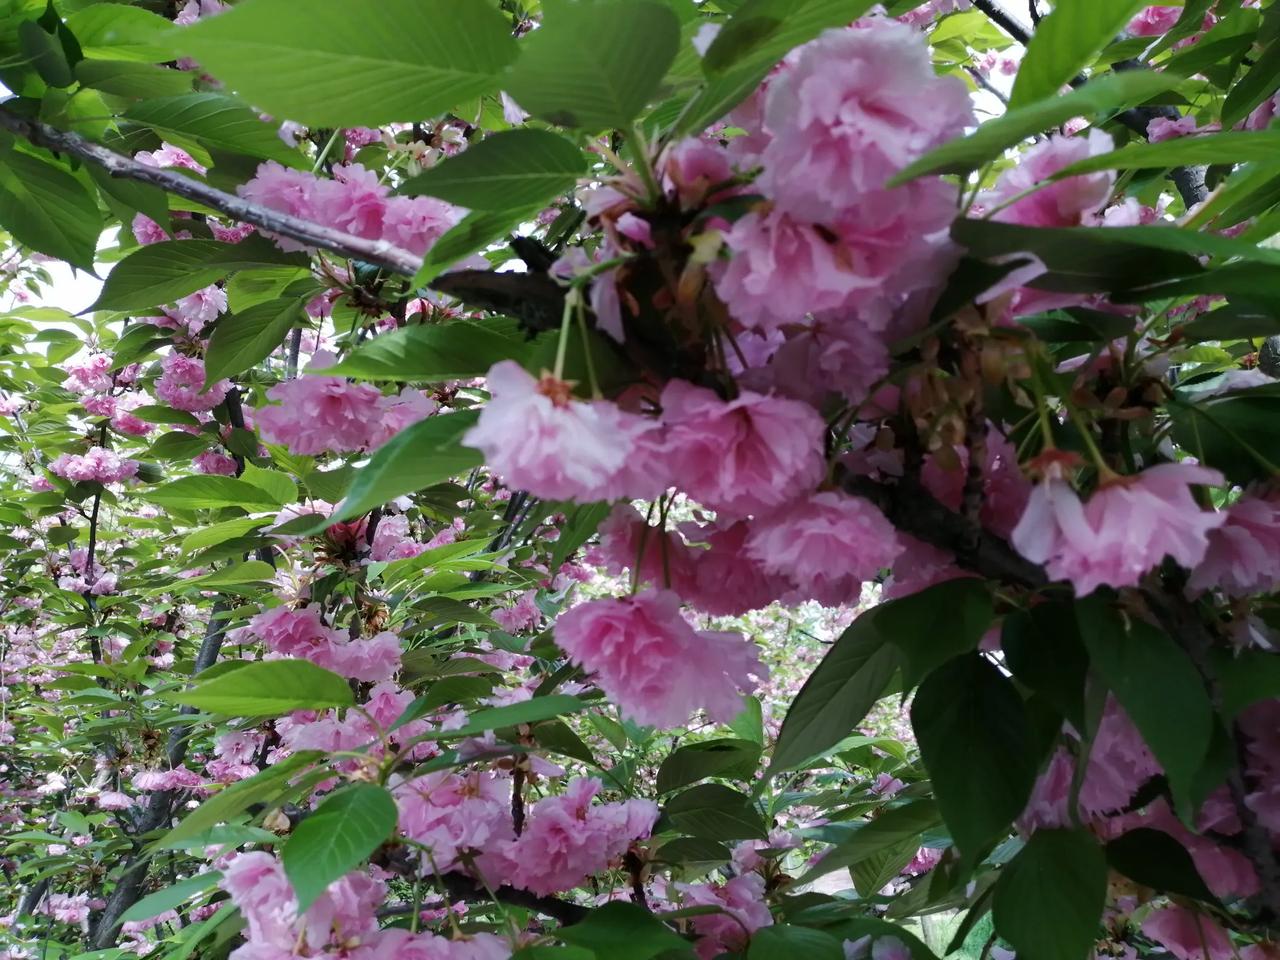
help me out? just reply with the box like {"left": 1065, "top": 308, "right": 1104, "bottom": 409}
{"left": 439, "top": 871, "right": 589, "bottom": 926}
{"left": 0, "top": 106, "right": 421, "bottom": 277}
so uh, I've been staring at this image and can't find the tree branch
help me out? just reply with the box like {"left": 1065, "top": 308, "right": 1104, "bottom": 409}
{"left": 0, "top": 106, "right": 422, "bottom": 277}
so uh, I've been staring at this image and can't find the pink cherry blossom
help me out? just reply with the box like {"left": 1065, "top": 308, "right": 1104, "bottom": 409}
{"left": 685, "top": 519, "right": 790, "bottom": 615}
{"left": 463, "top": 361, "right": 668, "bottom": 503}
{"left": 597, "top": 503, "right": 697, "bottom": 592}
{"left": 757, "top": 19, "right": 972, "bottom": 223}
{"left": 155, "top": 353, "right": 231, "bottom": 412}
{"left": 658, "top": 380, "right": 826, "bottom": 518}
{"left": 256, "top": 352, "right": 384, "bottom": 455}
{"left": 680, "top": 873, "right": 773, "bottom": 959}
{"left": 1142, "top": 906, "right": 1233, "bottom": 960}
{"left": 554, "top": 589, "right": 765, "bottom": 728}
{"left": 1188, "top": 493, "right": 1280, "bottom": 597}
{"left": 746, "top": 491, "right": 902, "bottom": 605}
{"left": 1011, "top": 462, "right": 1225, "bottom": 596}
{"left": 50, "top": 448, "right": 139, "bottom": 485}
{"left": 982, "top": 130, "right": 1116, "bottom": 228}
{"left": 488, "top": 777, "right": 658, "bottom": 896}
{"left": 395, "top": 770, "right": 514, "bottom": 872}
{"left": 1148, "top": 115, "right": 1200, "bottom": 142}
{"left": 1128, "top": 5, "right": 1182, "bottom": 36}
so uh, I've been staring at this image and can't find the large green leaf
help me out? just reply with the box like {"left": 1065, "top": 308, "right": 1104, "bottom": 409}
{"left": 880, "top": 578, "right": 993, "bottom": 691}
{"left": 892, "top": 72, "right": 1177, "bottom": 182}
{"left": 125, "top": 93, "right": 303, "bottom": 167}
{"left": 701, "top": 0, "right": 878, "bottom": 74}
{"left": 663, "top": 783, "right": 768, "bottom": 841}
{"left": 1222, "top": 37, "right": 1280, "bottom": 128}
{"left": 75, "top": 59, "right": 195, "bottom": 99}
{"left": 769, "top": 604, "right": 900, "bottom": 772}
{"left": 402, "top": 129, "right": 585, "bottom": 210}
{"left": 326, "top": 316, "right": 531, "bottom": 381}
{"left": 414, "top": 207, "right": 540, "bottom": 286}
{"left": 504, "top": 0, "right": 681, "bottom": 130}
{"left": 169, "top": 659, "right": 355, "bottom": 715}
{"left": 0, "top": 147, "right": 101, "bottom": 270}
{"left": 656, "top": 738, "right": 761, "bottom": 794}
{"left": 203, "top": 296, "right": 304, "bottom": 385}
{"left": 67, "top": 4, "right": 174, "bottom": 62}
{"left": 170, "top": 0, "right": 518, "bottom": 128}
{"left": 1105, "top": 828, "right": 1217, "bottom": 903}
{"left": 911, "top": 654, "right": 1039, "bottom": 862}
{"left": 993, "top": 829, "right": 1107, "bottom": 960}
{"left": 283, "top": 784, "right": 398, "bottom": 912}
{"left": 1076, "top": 597, "right": 1213, "bottom": 818}
{"left": 440, "top": 694, "right": 588, "bottom": 739}
{"left": 118, "top": 872, "right": 222, "bottom": 926}
{"left": 92, "top": 238, "right": 306, "bottom": 312}
{"left": 793, "top": 799, "right": 942, "bottom": 887}
{"left": 556, "top": 902, "right": 689, "bottom": 960}
{"left": 1008, "top": 0, "right": 1148, "bottom": 109}
{"left": 1053, "top": 131, "right": 1280, "bottom": 178}
{"left": 749, "top": 925, "right": 844, "bottom": 960}
{"left": 141, "top": 476, "right": 282, "bottom": 511}
{"left": 326, "top": 410, "right": 482, "bottom": 524}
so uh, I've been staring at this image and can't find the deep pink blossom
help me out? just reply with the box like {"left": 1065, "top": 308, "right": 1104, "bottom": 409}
{"left": 746, "top": 491, "right": 902, "bottom": 605}
{"left": 1128, "top": 5, "right": 1182, "bottom": 35}
{"left": 659, "top": 380, "right": 825, "bottom": 517}
{"left": 554, "top": 589, "right": 765, "bottom": 728}
{"left": 155, "top": 353, "right": 231, "bottom": 412}
{"left": 685, "top": 519, "right": 790, "bottom": 615}
{"left": 680, "top": 873, "right": 773, "bottom": 959}
{"left": 1142, "top": 906, "right": 1233, "bottom": 960}
{"left": 395, "top": 771, "right": 513, "bottom": 872}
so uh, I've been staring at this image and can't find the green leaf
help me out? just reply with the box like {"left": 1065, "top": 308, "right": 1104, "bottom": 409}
{"left": 239, "top": 463, "right": 298, "bottom": 507}
{"left": 75, "top": 59, "right": 195, "bottom": 99}
{"left": 1076, "top": 597, "right": 1213, "bottom": 817}
{"left": 656, "top": 738, "right": 762, "bottom": 793}
{"left": 892, "top": 72, "right": 1177, "bottom": 183}
{"left": 180, "top": 517, "right": 270, "bottom": 554}
{"left": 664, "top": 783, "right": 767, "bottom": 841}
{"left": 1002, "top": 602, "right": 1089, "bottom": 732}
{"left": 204, "top": 297, "right": 303, "bottom": 385}
{"left": 702, "top": 0, "right": 877, "bottom": 74}
{"left": 792, "top": 800, "right": 942, "bottom": 887}
{"left": 0, "top": 147, "right": 100, "bottom": 270}
{"left": 993, "top": 829, "right": 1107, "bottom": 960}
{"left": 1222, "top": 38, "right": 1280, "bottom": 128}
{"left": 326, "top": 316, "right": 530, "bottom": 381}
{"left": 153, "top": 751, "right": 322, "bottom": 850}
{"left": 505, "top": 0, "right": 681, "bottom": 130}
{"left": 442, "top": 694, "right": 587, "bottom": 738}
{"left": 67, "top": 4, "right": 174, "bottom": 62}
{"left": 749, "top": 925, "right": 844, "bottom": 960}
{"left": 283, "top": 784, "right": 397, "bottom": 912}
{"left": 911, "top": 654, "right": 1039, "bottom": 861}
{"left": 1215, "top": 647, "right": 1280, "bottom": 718}
{"left": 88, "top": 164, "right": 170, "bottom": 228}
{"left": 1008, "top": 0, "right": 1148, "bottom": 109}
{"left": 19, "top": 19, "right": 73, "bottom": 88}
{"left": 881, "top": 578, "right": 993, "bottom": 691}
{"left": 769, "top": 604, "right": 899, "bottom": 773}
{"left": 118, "top": 872, "right": 222, "bottom": 926}
{"left": 402, "top": 129, "right": 585, "bottom": 210}
{"left": 124, "top": 93, "right": 303, "bottom": 167}
{"left": 171, "top": 0, "right": 518, "bottom": 128}
{"left": 326, "top": 410, "right": 482, "bottom": 524}
{"left": 557, "top": 902, "right": 689, "bottom": 960}
{"left": 1105, "top": 828, "right": 1217, "bottom": 903}
{"left": 142, "top": 476, "right": 282, "bottom": 511}
{"left": 653, "top": 836, "right": 732, "bottom": 867}
{"left": 169, "top": 659, "right": 355, "bottom": 715}
{"left": 1183, "top": 302, "right": 1280, "bottom": 340}
{"left": 92, "top": 238, "right": 306, "bottom": 313}
{"left": 1054, "top": 131, "right": 1280, "bottom": 179}
{"left": 414, "top": 208, "right": 540, "bottom": 285}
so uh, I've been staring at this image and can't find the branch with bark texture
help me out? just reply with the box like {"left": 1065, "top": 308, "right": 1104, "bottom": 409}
{"left": 0, "top": 106, "right": 422, "bottom": 277}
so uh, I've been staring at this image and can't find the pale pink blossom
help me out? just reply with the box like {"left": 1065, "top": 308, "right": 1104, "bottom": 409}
{"left": 554, "top": 589, "right": 765, "bottom": 728}
{"left": 1011, "top": 463, "right": 1225, "bottom": 596}
{"left": 680, "top": 873, "right": 773, "bottom": 959}
{"left": 193, "top": 449, "right": 238, "bottom": 476}
{"left": 50, "top": 448, "right": 138, "bottom": 485}
{"left": 492, "top": 591, "right": 540, "bottom": 633}
{"left": 1148, "top": 115, "right": 1200, "bottom": 142}
{"left": 395, "top": 771, "right": 513, "bottom": 872}
{"left": 463, "top": 361, "right": 668, "bottom": 503}
{"left": 368, "top": 388, "right": 437, "bottom": 448}
{"left": 1188, "top": 494, "right": 1280, "bottom": 597}
{"left": 983, "top": 130, "right": 1116, "bottom": 228}
{"left": 658, "top": 380, "right": 825, "bottom": 518}
{"left": 256, "top": 352, "right": 384, "bottom": 455}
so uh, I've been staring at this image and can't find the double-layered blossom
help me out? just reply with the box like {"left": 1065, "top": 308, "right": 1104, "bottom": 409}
{"left": 745, "top": 491, "right": 903, "bottom": 605}
{"left": 659, "top": 380, "right": 825, "bottom": 518}
{"left": 1011, "top": 462, "right": 1225, "bottom": 596}
{"left": 1188, "top": 493, "right": 1280, "bottom": 597}
{"left": 484, "top": 778, "right": 658, "bottom": 895}
{"left": 50, "top": 448, "right": 138, "bottom": 485}
{"left": 155, "top": 353, "right": 231, "bottom": 412}
{"left": 680, "top": 873, "right": 774, "bottom": 959}
{"left": 463, "top": 361, "right": 667, "bottom": 503}
{"left": 394, "top": 771, "right": 513, "bottom": 872}
{"left": 982, "top": 130, "right": 1116, "bottom": 228}
{"left": 554, "top": 589, "right": 765, "bottom": 728}
{"left": 256, "top": 352, "right": 385, "bottom": 455}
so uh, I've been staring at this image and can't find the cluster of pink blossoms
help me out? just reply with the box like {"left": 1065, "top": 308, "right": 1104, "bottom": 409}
{"left": 49, "top": 448, "right": 138, "bottom": 486}
{"left": 256, "top": 352, "right": 436, "bottom": 456}
{"left": 238, "top": 162, "right": 463, "bottom": 257}
{"left": 154, "top": 353, "right": 231, "bottom": 413}
{"left": 249, "top": 605, "right": 401, "bottom": 683}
